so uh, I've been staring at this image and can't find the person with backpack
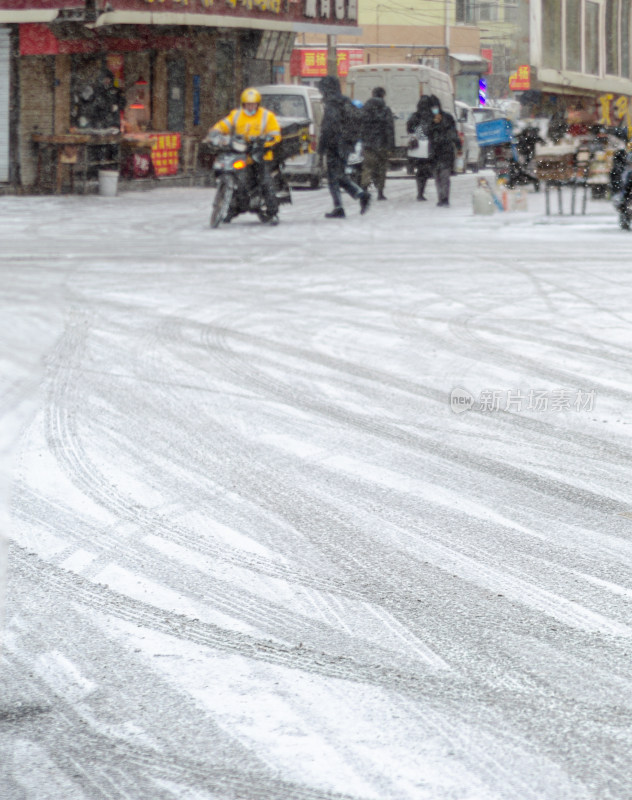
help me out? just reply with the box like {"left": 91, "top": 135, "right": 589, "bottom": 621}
{"left": 317, "top": 76, "right": 371, "bottom": 219}
{"left": 359, "top": 87, "right": 395, "bottom": 200}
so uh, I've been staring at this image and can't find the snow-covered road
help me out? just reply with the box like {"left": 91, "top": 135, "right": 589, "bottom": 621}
{"left": 1, "top": 173, "right": 632, "bottom": 799}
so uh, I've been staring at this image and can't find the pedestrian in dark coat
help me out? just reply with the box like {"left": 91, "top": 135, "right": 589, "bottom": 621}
{"left": 406, "top": 95, "right": 434, "bottom": 201}
{"left": 359, "top": 87, "right": 395, "bottom": 200}
{"left": 426, "top": 95, "right": 461, "bottom": 206}
{"left": 87, "top": 69, "right": 125, "bottom": 171}
{"left": 90, "top": 70, "right": 125, "bottom": 130}
{"left": 516, "top": 124, "right": 545, "bottom": 164}
{"left": 317, "top": 75, "right": 371, "bottom": 219}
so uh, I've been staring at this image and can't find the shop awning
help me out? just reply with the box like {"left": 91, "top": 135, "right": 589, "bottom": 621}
{"left": 450, "top": 52, "right": 489, "bottom": 73}
{"left": 0, "top": 10, "right": 58, "bottom": 22}
{"left": 0, "top": 0, "right": 84, "bottom": 23}
{"left": 89, "top": 10, "right": 361, "bottom": 36}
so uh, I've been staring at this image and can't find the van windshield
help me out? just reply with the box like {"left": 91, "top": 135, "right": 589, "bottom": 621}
{"left": 472, "top": 108, "right": 496, "bottom": 123}
{"left": 260, "top": 94, "right": 308, "bottom": 118}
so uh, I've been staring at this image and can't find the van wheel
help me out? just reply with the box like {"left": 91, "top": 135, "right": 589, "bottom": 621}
{"left": 309, "top": 175, "right": 321, "bottom": 190}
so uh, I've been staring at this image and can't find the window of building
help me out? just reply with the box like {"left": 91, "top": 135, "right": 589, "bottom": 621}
{"left": 456, "top": 0, "right": 476, "bottom": 23}
{"left": 478, "top": 2, "right": 499, "bottom": 21}
{"left": 585, "top": 1, "right": 601, "bottom": 74}
{"left": 504, "top": 3, "right": 518, "bottom": 22}
{"left": 539, "top": 0, "right": 632, "bottom": 80}
{"left": 542, "top": 0, "right": 563, "bottom": 68}
{"left": 492, "top": 45, "right": 512, "bottom": 74}
{"left": 566, "top": 0, "right": 583, "bottom": 70}
{"left": 606, "top": 0, "right": 620, "bottom": 73}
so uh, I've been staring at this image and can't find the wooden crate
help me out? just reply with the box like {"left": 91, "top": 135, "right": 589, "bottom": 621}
{"left": 275, "top": 120, "right": 311, "bottom": 161}
{"left": 533, "top": 154, "right": 575, "bottom": 182}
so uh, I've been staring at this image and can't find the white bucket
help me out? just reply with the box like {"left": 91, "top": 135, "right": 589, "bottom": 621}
{"left": 98, "top": 170, "right": 119, "bottom": 197}
{"left": 472, "top": 186, "right": 495, "bottom": 215}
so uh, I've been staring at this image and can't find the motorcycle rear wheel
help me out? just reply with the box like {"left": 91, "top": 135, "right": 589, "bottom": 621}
{"left": 210, "top": 179, "right": 233, "bottom": 228}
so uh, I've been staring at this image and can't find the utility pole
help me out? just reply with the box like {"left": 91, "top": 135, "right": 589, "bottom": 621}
{"left": 327, "top": 34, "right": 337, "bottom": 77}
{"left": 444, "top": 0, "right": 450, "bottom": 74}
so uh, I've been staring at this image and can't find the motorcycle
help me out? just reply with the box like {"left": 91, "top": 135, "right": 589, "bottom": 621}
{"left": 610, "top": 148, "right": 632, "bottom": 230}
{"left": 207, "top": 132, "right": 291, "bottom": 228}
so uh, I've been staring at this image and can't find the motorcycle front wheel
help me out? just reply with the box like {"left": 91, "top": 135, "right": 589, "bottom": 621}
{"left": 210, "top": 177, "right": 234, "bottom": 228}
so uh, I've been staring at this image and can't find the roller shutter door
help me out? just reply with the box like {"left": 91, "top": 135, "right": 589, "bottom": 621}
{"left": 0, "top": 27, "right": 9, "bottom": 183}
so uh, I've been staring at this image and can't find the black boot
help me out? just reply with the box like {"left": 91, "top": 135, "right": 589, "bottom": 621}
{"left": 325, "top": 207, "right": 345, "bottom": 218}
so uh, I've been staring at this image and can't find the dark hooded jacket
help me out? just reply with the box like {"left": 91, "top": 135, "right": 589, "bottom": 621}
{"left": 317, "top": 76, "right": 355, "bottom": 157}
{"left": 407, "top": 95, "right": 433, "bottom": 138}
{"left": 360, "top": 96, "right": 395, "bottom": 151}
{"left": 91, "top": 70, "right": 125, "bottom": 130}
{"left": 426, "top": 95, "right": 460, "bottom": 169}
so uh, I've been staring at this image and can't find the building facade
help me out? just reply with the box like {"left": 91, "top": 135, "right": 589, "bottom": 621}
{"left": 460, "top": 0, "right": 632, "bottom": 126}
{"left": 0, "top": 0, "right": 360, "bottom": 188}
{"left": 296, "top": 1, "right": 484, "bottom": 100}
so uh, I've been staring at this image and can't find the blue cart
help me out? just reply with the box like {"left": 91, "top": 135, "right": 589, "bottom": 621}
{"left": 476, "top": 117, "right": 540, "bottom": 192}
{"left": 475, "top": 118, "right": 514, "bottom": 147}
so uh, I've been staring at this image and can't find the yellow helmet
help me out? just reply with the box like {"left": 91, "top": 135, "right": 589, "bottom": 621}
{"left": 241, "top": 88, "right": 261, "bottom": 106}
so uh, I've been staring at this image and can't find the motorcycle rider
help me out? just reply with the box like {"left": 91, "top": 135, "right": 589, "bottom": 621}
{"left": 209, "top": 88, "right": 282, "bottom": 224}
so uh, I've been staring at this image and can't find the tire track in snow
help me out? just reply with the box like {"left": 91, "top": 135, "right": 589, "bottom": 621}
{"left": 12, "top": 544, "right": 457, "bottom": 694}
{"left": 135, "top": 314, "right": 632, "bottom": 641}
{"left": 192, "top": 318, "right": 626, "bottom": 514}
{"left": 149, "top": 307, "right": 632, "bottom": 483}
{"left": 1, "top": 645, "right": 372, "bottom": 800}
{"left": 33, "top": 320, "right": 450, "bottom": 672}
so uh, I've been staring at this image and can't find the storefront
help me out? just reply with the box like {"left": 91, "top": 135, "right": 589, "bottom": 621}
{"left": 503, "top": 0, "right": 632, "bottom": 135}
{"left": 0, "top": 0, "right": 361, "bottom": 190}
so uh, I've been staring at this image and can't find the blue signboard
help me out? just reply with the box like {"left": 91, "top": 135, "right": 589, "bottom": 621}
{"left": 476, "top": 118, "right": 513, "bottom": 146}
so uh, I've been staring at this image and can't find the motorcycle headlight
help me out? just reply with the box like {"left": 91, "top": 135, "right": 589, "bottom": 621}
{"left": 233, "top": 159, "right": 247, "bottom": 170}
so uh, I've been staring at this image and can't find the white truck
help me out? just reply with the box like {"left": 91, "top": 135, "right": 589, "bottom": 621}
{"left": 346, "top": 63, "right": 456, "bottom": 168}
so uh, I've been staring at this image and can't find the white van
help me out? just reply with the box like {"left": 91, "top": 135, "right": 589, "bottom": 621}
{"left": 346, "top": 64, "right": 456, "bottom": 167}
{"left": 455, "top": 101, "right": 480, "bottom": 172}
{"left": 256, "top": 84, "right": 324, "bottom": 189}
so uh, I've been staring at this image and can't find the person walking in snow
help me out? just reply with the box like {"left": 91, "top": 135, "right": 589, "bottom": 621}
{"left": 317, "top": 75, "right": 371, "bottom": 219}
{"left": 406, "top": 95, "right": 434, "bottom": 201}
{"left": 426, "top": 95, "right": 461, "bottom": 207}
{"left": 359, "top": 87, "right": 395, "bottom": 201}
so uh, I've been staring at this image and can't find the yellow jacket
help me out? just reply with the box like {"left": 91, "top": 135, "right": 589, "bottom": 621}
{"left": 211, "top": 107, "right": 281, "bottom": 161}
